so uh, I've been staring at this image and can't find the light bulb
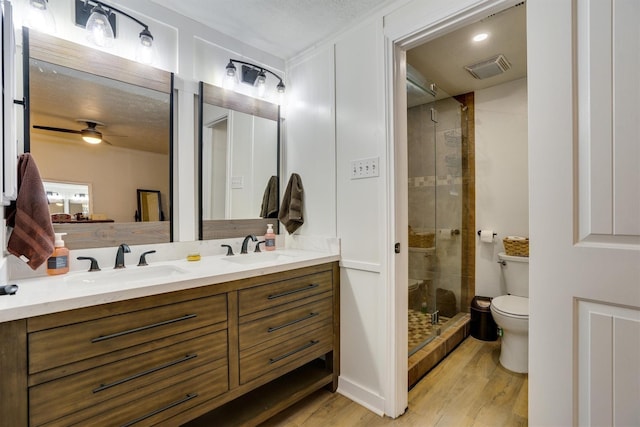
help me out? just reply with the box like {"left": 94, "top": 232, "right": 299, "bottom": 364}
{"left": 136, "top": 29, "right": 155, "bottom": 64}
{"left": 472, "top": 33, "right": 489, "bottom": 42}
{"left": 23, "top": 0, "right": 56, "bottom": 33}
{"left": 85, "top": 5, "right": 114, "bottom": 48}
{"left": 256, "top": 70, "right": 266, "bottom": 97}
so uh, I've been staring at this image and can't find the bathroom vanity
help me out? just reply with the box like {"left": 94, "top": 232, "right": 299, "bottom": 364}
{"left": 0, "top": 254, "right": 339, "bottom": 426}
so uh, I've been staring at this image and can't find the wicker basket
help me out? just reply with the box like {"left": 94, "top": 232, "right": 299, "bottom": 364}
{"left": 503, "top": 237, "right": 529, "bottom": 257}
{"left": 408, "top": 227, "right": 435, "bottom": 248}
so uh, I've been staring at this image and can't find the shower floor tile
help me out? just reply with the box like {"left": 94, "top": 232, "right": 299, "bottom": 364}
{"left": 408, "top": 309, "right": 449, "bottom": 352}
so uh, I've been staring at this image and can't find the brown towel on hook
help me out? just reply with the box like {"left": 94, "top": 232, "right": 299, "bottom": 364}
{"left": 278, "top": 173, "right": 304, "bottom": 234}
{"left": 260, "top": 175, "right": 279, "bottom": 218}
{"left": 6, "top": 154, "right": 55, "bottom": 269}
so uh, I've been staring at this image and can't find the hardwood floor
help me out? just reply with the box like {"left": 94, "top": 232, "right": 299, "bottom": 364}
{"left": 260, "top": 337, "right": 528, "bottom": 426}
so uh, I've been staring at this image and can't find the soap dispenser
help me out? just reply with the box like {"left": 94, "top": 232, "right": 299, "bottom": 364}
{"left": 264, "top": 224, "right": 276, "bottom": 251}
{"left": 47, "top": 233, "right": 69, "bottom": 275}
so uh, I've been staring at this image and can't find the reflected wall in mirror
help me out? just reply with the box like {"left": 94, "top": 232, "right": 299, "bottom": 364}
{"left": 198, "top": 82, "right": 280, "bottom": 240}
{"left": 24, "top": 29, "right": 174, "bottom": 249}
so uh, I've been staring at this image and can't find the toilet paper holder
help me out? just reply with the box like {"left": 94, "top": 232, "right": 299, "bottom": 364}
{"left": 477, "top": 230, "right": 497, "bottom": 237}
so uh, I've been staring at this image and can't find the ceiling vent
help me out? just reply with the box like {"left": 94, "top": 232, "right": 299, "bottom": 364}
{"left": 464, "top": 54, "right": 511, "bottom": 79}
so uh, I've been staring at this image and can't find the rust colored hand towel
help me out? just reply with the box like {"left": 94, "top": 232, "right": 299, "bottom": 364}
{"left": 278, "top": 173, "right": 304, "bottom": 234}
{"left": 6, "top": 154, "right": 55, "bottom": 269}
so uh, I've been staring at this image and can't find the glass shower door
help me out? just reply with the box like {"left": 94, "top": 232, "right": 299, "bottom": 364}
{"left": 407, "top": 80, "right": 465, "bottom": 355}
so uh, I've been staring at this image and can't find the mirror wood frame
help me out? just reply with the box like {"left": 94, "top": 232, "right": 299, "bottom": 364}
{"left": 22, "top": 29, "right": 174, "bottom": 249}
{"left": 198, "top": 81, "right": 281, "bottom": 240}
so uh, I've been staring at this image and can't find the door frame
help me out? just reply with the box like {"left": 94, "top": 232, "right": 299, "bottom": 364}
{"left": 384, "top": 0, "right": 523, "bottom": 417}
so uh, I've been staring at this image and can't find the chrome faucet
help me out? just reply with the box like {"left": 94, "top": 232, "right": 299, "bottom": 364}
{"left": 114, "top": 243, "right": 131, "bottom": 269}
{"left": 240, "top": 235, "right": 257, "bottom": 254}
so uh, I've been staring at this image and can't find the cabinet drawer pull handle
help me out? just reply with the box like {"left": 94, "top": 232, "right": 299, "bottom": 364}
{"left": 267, "top": 312, "right": 319, "bottom": 333}
{"left": 267, "top": 283, "right": 319, "bottom": 300}
{"left": 269, "top": 340, "right": 319, "bottom": 364}
{"left": 120, "top": 393, "right": 198, "bottom": 427}
{"left": 91, "top": 314, "right": 197, "bottom": 343}
{"left": 93, "top": 353, "right": 198, "bottom": 393}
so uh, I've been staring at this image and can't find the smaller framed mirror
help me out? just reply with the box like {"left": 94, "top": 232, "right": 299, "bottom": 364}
{"left": 137, "top": 189, "right": 164, "bottom": 222}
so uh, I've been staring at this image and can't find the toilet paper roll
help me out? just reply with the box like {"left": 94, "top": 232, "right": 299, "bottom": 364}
{"left": 480, "top": 230, "right": 495, "bottom": 243}
{"left": 438, "top": 229, "right": 451, "bottom": 240}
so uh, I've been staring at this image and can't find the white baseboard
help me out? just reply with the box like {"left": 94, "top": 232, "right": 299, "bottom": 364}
{"left": 337, "top": 376, "right": 386, "bottom": 417}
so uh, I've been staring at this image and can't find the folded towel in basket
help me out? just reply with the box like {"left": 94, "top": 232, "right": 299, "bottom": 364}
{"left": 278, "top": 173, "right": 304, "bottom": 234}
{"left": 6, "top": 154, "right": 55, "bottom": 269}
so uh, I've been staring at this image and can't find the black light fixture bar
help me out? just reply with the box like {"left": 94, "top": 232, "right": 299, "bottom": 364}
{"left": 226, "top": 59, "right": 285, "bottom": 93}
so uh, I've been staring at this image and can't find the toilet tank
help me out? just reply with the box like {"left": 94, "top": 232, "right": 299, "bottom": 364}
{"left": 498, "top": 252, "right": 529, "bottom": 297}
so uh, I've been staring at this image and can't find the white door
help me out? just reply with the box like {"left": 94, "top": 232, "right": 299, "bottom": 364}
{"left": 528, "top": 1, "right": 640, "bottom": 425}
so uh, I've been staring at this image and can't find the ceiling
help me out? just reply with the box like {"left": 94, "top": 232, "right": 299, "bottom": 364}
{"left": 407, "top": 2, "right": 526, "bottom": 98}
{"left": 147, "top": 0, "right": 397, "bottom": 59}
{"left": 29, "top": 59, "right": 170, "bottom": 154}
{"left": 148, "top": 0, "right": 526, "bottom": 96}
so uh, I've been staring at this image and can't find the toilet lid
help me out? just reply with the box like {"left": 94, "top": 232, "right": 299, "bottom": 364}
{"left": 492, "top": 295, "right": 529, "bottom": 318}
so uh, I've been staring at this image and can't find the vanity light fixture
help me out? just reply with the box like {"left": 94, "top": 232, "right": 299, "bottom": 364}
{"left": 75, "top": 0, "right": 155, "bottom": 63}
{"left": 23, "top": 0, "right": 57, "bottom": 33}
{"left": 225, "top": 59, "right": 285, "bottom": 97}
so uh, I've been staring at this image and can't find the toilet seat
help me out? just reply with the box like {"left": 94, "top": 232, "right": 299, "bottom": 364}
{"left": 491, "top": 295, "right": 528, "bottom": 319}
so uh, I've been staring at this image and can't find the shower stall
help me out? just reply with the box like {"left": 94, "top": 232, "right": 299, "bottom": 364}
{"left": 406, "top": 66, "right": 472, "bottom": 356}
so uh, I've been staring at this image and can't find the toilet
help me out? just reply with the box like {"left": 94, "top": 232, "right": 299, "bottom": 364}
{"left": 490, "top": 252, "right": 529, "bottom": 373}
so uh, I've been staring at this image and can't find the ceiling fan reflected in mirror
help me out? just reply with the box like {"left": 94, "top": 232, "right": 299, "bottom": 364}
{"left": 32, "top": 119, "right": 115, "bottom": 145}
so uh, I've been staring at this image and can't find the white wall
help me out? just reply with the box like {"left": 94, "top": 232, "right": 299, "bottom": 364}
{"left": 334, "top": 18, "right": 388, "bottom": 414}
{"left": 285, "top": 47, "right": 337, "bottom": 236}
{"left": 475, "top": 77, "right": 528, "bottom": 297}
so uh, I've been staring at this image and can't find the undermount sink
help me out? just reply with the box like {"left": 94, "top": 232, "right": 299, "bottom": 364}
{"left": 223, "top": 251, "right": 297, "bottom": 265}
{"left": 65, "top": 264, "right": 188, "bottom": 286}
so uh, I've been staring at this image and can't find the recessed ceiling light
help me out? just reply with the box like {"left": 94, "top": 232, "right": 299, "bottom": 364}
{"left": 473, "top": 33, "right": 489, "bottom": 42}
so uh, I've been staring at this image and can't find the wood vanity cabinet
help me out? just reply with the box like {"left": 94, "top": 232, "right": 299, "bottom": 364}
{"left": 0, "top": 262, "right": 339, "bottom": 427}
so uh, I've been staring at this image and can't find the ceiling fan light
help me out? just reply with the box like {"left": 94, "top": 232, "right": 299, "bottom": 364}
{"left": 86, "top": 4, "right": 114, "bottom": 48}
{"left": 81, "top": 128, "right": 102, "bottom": 144}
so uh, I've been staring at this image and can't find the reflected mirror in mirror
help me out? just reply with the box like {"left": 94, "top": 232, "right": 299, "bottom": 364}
{"left": 137, "top": 189, "right": 164, "bottom": 222}
{"left": 44, "top": 181, "right": 92, "bottom": 220}
{"left": 24, "top": 30, "right": 173, "bottom": 248}
{"left": 199, "top": 82, "right": 280, "bottom": 240}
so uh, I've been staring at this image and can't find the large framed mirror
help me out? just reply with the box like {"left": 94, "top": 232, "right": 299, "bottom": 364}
{"left": 23, "top": 29, "right": 173, "bottom": 249}
{"left": 198, "top": 82, "right": 280, "bottom": 239}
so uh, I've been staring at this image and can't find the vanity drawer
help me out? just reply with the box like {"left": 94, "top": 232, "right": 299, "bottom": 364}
{"left": 239, "top": 323, "right": 333, "bottom": 384}
{"left": 38, "top": 363, "right": 228, "bottom": 427}
{"left": 239, "top": 296, "right": 332, "bottom": 351}
{"left": 30, "top": 330, "right": 228, "bottom": 426}
{"left": 28, "top": 294, "right": 227, "bottom": 374}
{"left": 238, "top": 270, "right": 333, "bottom": 316}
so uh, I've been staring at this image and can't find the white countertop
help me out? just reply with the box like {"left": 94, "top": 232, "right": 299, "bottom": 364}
{"left": 0, "top": 249, "right": 339, "bottom": 323}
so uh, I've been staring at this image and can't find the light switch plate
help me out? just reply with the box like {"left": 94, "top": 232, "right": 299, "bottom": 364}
{"left": 350, "top": 157, "right": 379, "bottom": 179}
{"left": 231, "top": 176, "right": 244, "bottom": 189}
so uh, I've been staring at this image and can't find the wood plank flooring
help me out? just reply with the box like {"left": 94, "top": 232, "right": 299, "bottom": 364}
{"left": 259, "top": 337, "right": 528, "bottom": 426}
